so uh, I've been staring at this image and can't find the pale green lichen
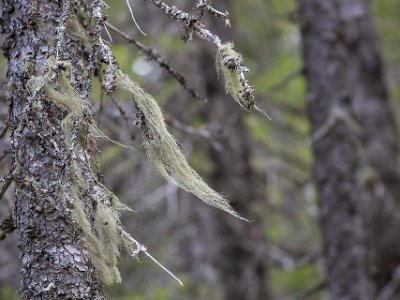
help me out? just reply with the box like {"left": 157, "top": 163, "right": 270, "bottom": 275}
{"left": 27, "top": 63, "right": 130, "bottom": 285}
{"left": 70, "top": 161, "right": 126, "bottom": 285}
{"left": 71, "top": 195, "right": 118, "bottom": 285}
{"left": 216, "top": 43, "right": 244, "bottom": 102}
{"left": 116, "top": 71, "right": 247, "bottom": 221}
{"left": 43, "top": 70, "right": 91, "bottom": 145}
{"left": 216, "top": 43, "right": 271, "bottom": 119}
{"left": 28, "top": 63, "right": 132, "bottom": 150}
{"left": 94, "top": 202, "right": 122, "bottom": 283}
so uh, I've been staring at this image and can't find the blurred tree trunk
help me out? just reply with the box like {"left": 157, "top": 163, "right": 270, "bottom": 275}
{"left": 1, "top": 1, "right": 106, "bottom": 299}
{"left": 297, "top": 0, "right": 400, "bottom": 298}
{"left": 177, "top": 45, "right": 269, "bottom": 299}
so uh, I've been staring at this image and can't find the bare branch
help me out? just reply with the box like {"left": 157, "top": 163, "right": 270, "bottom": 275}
{"left": 165, "top": 115, "right": 223, "bottom": 151}
{"left": 194, "top": 0, "right": 231, "bottom": 27}
{"left": 105, "top": 22, "right": 204, "bottom": 101}
{"left": 109, "top": 94, "right": 136, "bottom": 140}
{"left": 144, "top": 0, "right": 223, "bottom": 46}
{"left": 144, "top": 1, "right": 268, "bottom": 117}
{"left": 119, "top": 227, "right": 183, "bottom": 286}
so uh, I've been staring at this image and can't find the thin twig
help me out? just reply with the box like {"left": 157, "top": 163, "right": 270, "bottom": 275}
{"left": 165, "top": 115, "right": 223, "bottom": 151}
{"left": 144, "top": 0, "right": 223, "bottom": 46}
{"left": 195, "top": 0, "right": 231, "bottom": 27}
{"left": 109, "top": 94, "right": 135, "bottom": 140}
{"left": 105, "top": 22, "right": 204, "bottom": 101}
{"left": 144, "top": 0, "right": 261, "bottom": 118}
{"left": 120, "top": 227, "right": 183, "bottom": 286}
{"left": 125, "top": 0, "right": 147, "bottom": 36}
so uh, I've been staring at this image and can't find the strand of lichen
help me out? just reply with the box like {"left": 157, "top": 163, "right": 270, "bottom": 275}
{"left": 71, "top": 189, "right": 118, "bottom": 285}
{"left": 94, "top": 202, "right": 122, "bottom": 283}
{"left": 215, "top": 43, "right": 246, "bottom": 106}
{"left": 215, "top": 42, "right": 271, "bottom": 120}
{"left": 116, "top": 71, "right": 247, "bottom": 221}
{"left": 70, "top": 159, "right": 125, "bottom": 285}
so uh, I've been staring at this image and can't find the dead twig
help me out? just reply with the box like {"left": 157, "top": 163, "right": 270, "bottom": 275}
{"left": 165, "top": 115, "right": 223, "bottom": 151}
{"left": 195, "top": 0, "right": 231, "bottom": 27}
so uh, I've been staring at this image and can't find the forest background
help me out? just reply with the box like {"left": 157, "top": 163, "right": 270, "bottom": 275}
{"left": 1, "top": 0, "right": 400, "bottom": 299}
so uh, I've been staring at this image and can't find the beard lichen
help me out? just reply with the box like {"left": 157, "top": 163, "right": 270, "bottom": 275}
{"left": 216, "top": 43, "right": 271, "bottom": 119}
{"left": 94, "top": 201, "right": 122, "bottom": 284}
{"left": 216, "top": 43, "right": 247, "bottom": 106}
{"left": 25, "top": 51, "right": 248, "bottom": 287}
{"left": 116, "top": 71, "right": 247, "bottom": 221}
{"left": 71, "top": 196, "right": 117, "bottom": 285}
{"left": 27, "top": 62, "right": 130, "bottom": 285}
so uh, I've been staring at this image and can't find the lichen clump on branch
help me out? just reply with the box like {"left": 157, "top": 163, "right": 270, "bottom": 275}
{"left": 216, "top": 43, "right": 271, "bottom": 119}
{"left": 116, "top": 71, "right": 247, "bottom": 221}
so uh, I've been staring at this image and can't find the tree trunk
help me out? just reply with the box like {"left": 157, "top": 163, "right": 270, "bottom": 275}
{"left": 1, "top": 1, "right": 106, "bottom": 299}
{"left": 297, "top": 0, "right": 400, "bottom": 298}
{"left": 177, "top": 46, "right": 269, "bottom": 300}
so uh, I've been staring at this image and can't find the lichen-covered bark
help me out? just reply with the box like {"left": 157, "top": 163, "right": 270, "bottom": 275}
{"left": 0, "top": 1, "right": 106, "bottom": 299}
{"left": 297, "top": 0, "right": 400, "bottom": 298}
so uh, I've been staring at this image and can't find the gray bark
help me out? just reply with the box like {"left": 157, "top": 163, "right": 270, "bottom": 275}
{"left": 297, "top": 0, "right": 400, "bottom": 299}
{"left": 1, "top": 1, "right": 106, "bottom": 299}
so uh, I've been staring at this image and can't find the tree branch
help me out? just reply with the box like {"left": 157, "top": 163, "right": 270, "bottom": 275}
{"left": 105, "top": 21, "right": 204, "bottom": 101}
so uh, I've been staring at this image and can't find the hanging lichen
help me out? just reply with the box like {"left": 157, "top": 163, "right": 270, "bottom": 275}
{"left": 216, "top": 42, "right": 271, "bottom": 119}
{"left": 94, "top": 201, "right": 122, "bottom": 283}
{"left": 116, "top": 71, "right": 247, "bottom": 221}
{"left": 27, "top": 61, "right": 131, "bottom": 285}
{"left": 69, "top": 159, "right": 127, "bottom": 285}
{"left": 71, "top": 196, "right": 119, "bottom": 285}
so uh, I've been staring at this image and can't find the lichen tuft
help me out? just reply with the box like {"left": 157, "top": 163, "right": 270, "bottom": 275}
{"left": 116, "top": 71, "right": 247, "bottom": 221}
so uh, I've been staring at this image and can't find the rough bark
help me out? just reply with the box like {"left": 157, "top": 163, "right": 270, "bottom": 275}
{"left": 1, "top": 1, "right": 106, "bottom": 299}
{"left": 297, "top": 0, "right": 400, "bottom": 299}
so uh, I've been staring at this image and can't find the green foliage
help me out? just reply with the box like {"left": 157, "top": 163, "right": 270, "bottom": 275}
{"left": 0, "top": 287, "right": 20, "bottom": 300}
{"left": 270, "top": 265, "right": 323, "bottom": 298}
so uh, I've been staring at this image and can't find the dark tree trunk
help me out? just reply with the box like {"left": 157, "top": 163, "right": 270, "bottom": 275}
{"left": 177, "top": 46, "right": 270, "bottom": 300}
{"left": 1, "top": 1, "right": 106, "bottom": 299}
{"left": 207, "top": 118, "right": 269, "bottom": 300}
{"left": 297, "top": 0, "right": 400, "bottom": 299}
